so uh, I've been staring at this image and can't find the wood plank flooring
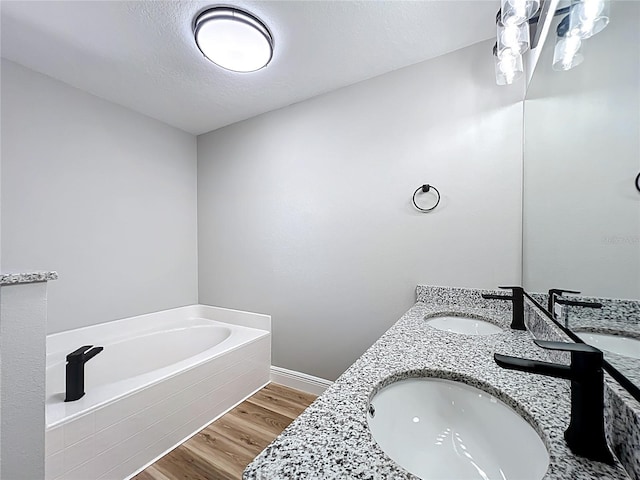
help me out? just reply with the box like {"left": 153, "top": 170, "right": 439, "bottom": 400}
{"left": 134, "top": 383, "right": 317, "bottom": 480}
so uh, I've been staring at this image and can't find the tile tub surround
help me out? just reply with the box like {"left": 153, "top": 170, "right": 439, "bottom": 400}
{"left": 244, "top": 296, "right": 631, "bottom": 479}
{"left": 0, "top": 271, "right": 59, "bottom": 285}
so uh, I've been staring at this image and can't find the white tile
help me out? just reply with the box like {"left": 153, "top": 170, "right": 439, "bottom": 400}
{"left": 94, "top": 392, "right": 147, "bottom": 431}
{"left": 64, "top": 413, "right": 95, "bottom": 447}
{"left": 94, "top": 416, "right": 137, "bottom": 454}
{"left": 46, "top": 426, "right": 64, "bottom": 457}
{"left": 62, "top": 458, "right": 96, "bottom": 480}
{"left": 96, "top": 463, "right": 128, "bottom": 480}
{"left": 45, "top": 450, "right": 64, "bottom": 480}
{"left": 88, "top": 451, "right": 114, "bottom": 480}
{"left": 63, "top": 435, "right": 95, "bottom": 472}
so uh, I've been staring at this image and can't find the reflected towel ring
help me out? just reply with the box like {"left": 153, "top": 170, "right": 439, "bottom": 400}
{"left": 412, "top": 184, "right": 441, "bottom": 212}
{"left": 636, "top": 172, "right": 640, "bottom": 193}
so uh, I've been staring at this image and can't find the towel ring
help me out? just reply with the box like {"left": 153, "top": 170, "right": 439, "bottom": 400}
{"left": 412, "top": 184, "right": 440, "bottom": 212}
{"left": 635, "top": 172, "right": 640, "bottom": 193}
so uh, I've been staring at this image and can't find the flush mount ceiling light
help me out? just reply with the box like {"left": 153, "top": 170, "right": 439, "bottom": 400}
{"left": 194, "top": 7, "right": 274, "bottom": 73}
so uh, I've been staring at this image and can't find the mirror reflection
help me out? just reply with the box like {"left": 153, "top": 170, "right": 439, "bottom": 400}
{"left": 523, "top": 0, "right": 640, "bottom": 390}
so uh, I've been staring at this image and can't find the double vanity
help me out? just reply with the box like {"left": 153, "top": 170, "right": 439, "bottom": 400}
{"left": 244, "top": 285, "right": 639, "bottom": 480}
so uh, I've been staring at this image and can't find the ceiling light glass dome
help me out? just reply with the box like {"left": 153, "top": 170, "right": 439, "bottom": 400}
{"left": 194, "top": 7, "right": 274, "bottom": 73}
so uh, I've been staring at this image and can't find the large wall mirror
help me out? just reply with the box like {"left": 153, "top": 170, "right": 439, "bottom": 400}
{"left": 523, "top": 0, "right": 640, "bottom": 394}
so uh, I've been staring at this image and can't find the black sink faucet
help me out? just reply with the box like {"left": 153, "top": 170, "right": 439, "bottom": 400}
{"left": 65, "top": 345, "right": 103, "bottom": 402}
{"left": 547, "top": 288, "right": 580, "bottom": 313}
{"left": 481, "top": 286, "right": 525, "bottom": 330}
{"left": 495, "top": 340, "right": 614, "bottom": 464}
{"left": 548, "top": 289, "right": 602, "bottom": 317}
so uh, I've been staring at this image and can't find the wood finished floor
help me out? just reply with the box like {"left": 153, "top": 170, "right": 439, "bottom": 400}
{"left": 134, "top": 383, "right": 317, "bottom": 480}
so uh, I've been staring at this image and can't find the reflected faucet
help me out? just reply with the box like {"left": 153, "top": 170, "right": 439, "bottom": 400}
{"left": 65, "top": 345, "right": 103, "bottom": 402}
{"left": 495, "top": 340, "right": 614, "bottom": 464}
{"left": 547, "top": 289, "right": 602, "bottom": 326}
{"left": 547, "top": 288, "right": 580, "bottom": 314}
{"left": 481, "top": 286, "right": 525, "bottom": 330}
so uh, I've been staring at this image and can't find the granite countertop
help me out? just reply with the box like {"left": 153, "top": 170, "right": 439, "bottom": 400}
{"left": 0, "top": 271, "right": 58, "bottom": 285}
{"left": 244, "top": 300, "right": 631, "bottom": 479}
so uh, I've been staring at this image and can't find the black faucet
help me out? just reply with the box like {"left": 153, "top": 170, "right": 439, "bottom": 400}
{"left": 495, "top": 340, "right": 614, "bottom": 464}
{"left": 65, "top": 345, "right": 103, "bottom": 402}
{"left": 547, "top": 288, "right": 580, "bottom": 313}
{"left": 481, "top": 286, "right": 525, "bottom": 330}
{"left": 548, "top": 289, "right": 602, "bottom": 316}
{"left": 547, "top": 289, "right": 602, "bottom": 325}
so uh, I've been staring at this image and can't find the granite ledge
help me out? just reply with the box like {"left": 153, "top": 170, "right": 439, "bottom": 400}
{"left": 0, "top": 271, "right": 59, "bottom": 286}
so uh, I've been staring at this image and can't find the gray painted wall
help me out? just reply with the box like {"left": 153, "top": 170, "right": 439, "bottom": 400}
{"left": 197, "top": 40, "right": 524, "bottom": 381}
{"left": 1, "top": 60, "right": 198, "bottom": 333}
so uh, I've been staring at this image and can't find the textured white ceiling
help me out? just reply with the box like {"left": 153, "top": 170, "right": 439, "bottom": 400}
{"left": 1, "top": 1, "right": 499, "bottom": 135}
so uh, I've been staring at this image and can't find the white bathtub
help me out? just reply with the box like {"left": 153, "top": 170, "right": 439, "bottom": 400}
{"left": 45, "top": 305, "right": 271, "bottom": 480}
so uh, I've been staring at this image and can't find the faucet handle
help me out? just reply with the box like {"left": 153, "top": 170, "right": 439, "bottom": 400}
{"left": 67, "top": 345, "right": 93, "bottom": 362}
{"left": 534, "top": 340, "right": 604, "bottom": 374}
{"left": 548, "top": 288, "right": 581, "bottom": 297}
{"left": 534, "top": 340, "right": 601, "bottom": 354}
{"left": 547, "top": 288, "right": 581, "bottom": 313}
{"left": 498, "top": 286, "right": 523, "bottom": 291}
{"left": 555, "top": 298, "right": 602, "bottom": 309}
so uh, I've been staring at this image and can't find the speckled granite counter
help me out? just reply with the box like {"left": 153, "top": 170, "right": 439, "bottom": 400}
{"left": 244, "top": 286, "right": 632, "bottom": 480}
{"left": 0, "top": 271, "right": 58, "bottom": 285}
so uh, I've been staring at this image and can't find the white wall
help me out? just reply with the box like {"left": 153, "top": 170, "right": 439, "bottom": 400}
{"left": 1, "top": 60, "right": 198, "bottom": 333}
{"left": 0, "top": 282, "right": 48, "bottom": 479}
{"left": 198, "top": 40, "right": 524, "bottom": 381}
{"left": 523, "top": 1, "right": 640, "bottom": 299}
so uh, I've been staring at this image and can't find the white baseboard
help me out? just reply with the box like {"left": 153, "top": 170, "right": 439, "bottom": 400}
{"left": 270, "top": 366, "right": 333, "bottom": 396}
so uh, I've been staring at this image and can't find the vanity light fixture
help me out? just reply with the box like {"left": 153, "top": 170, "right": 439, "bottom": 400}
{"left": 193, "top": 7, "right": 274, "bottom": 73}
{"left": 494, "top": 3, "right": 536, "bottom": 86}
{"left": 493, "top": 44, "right": 524, "bottom": 85}
{"left": 496, "top": 11, "right": 531, "bottom": 56}
{"left": 501, "top": 0, "right": 540, "bottom": 26}
{"left": 567, "top": 0, "right": 610, "bottom": 39}
{"left": 552, "top": 34, "right": 584, "bottom": 71}
{"left": 552, "top": 11, "right": 585, "bottom": 71}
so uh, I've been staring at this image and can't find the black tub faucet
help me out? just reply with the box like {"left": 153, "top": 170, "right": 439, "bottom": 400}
{"left": 65, "top": 345, "right": 103, "bottom": 402}
{"left": 481, "top": 286, "right": 525, "bottom": 330}
{"left": 495, "top": 340, "right": 614, "bottom": 464}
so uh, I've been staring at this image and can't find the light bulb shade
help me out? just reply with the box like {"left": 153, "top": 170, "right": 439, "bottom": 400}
{"left": 501, "top": 0, "right": 540, "bottom": 25}
{"left": 194, "top": 7, "right": 273, "bottom": 72}
{"left": 552, "top": 34, "right": 585, "bottom": 71}
{"left": 497, "top": 19, "right": 530, "bottom": 55}
{"left": 494, "top": 49, "right": 524, "bottom": 85}
{"left": 568, "top": 0, "right": 610, "bottom": 39}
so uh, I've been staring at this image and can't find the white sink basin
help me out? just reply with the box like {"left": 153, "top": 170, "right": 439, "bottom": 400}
{"left": 575, "top": 332, "right": 640, "bottom": 360}
{"left": 426, "top": 315, "right": 502, "bottom": 336}
{"left": 368, "top": 378, "right": 549, "bottom": 480}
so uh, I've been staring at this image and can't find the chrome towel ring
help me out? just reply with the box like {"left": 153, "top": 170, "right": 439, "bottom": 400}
{"left": 412, "top": 184, "right": 440, "bottom": 212}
